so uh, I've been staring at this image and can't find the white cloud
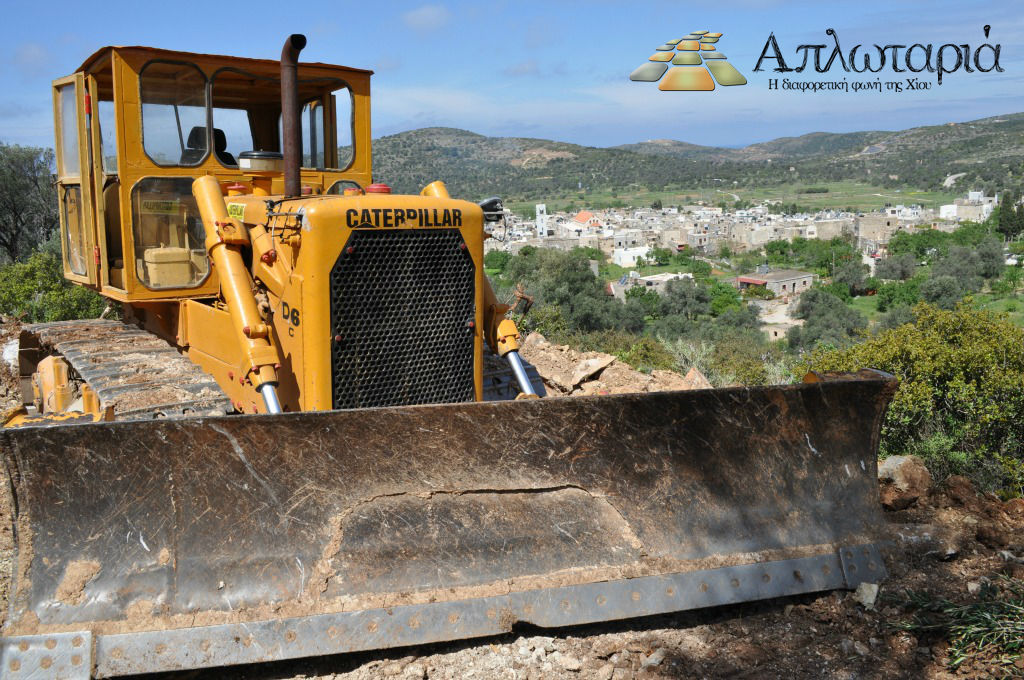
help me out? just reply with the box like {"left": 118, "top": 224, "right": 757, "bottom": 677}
{"left": 401, "top": 5, "right": 451, "bottom": 33}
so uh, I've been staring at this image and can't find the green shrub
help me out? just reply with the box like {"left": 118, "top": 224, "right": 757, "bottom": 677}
{"left": 569, "top": 330, "right": 676, "bottom": 373}
{"left": 0, "top": 251, "right": 108, "bottom": 322}
{"left": 802, "top": 302, "right": 1024, "bottom": 495}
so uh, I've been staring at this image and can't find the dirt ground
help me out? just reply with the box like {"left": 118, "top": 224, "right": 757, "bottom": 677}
{"left": 1, "top": 326, "right": 1023, "bottom": 679}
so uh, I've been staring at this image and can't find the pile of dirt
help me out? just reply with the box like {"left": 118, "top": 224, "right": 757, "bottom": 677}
{"left": 519, "top": 333, "right": 711, "bottom": 396}
{"left": 0, "top": 320, "right": 22, "bottom": 418}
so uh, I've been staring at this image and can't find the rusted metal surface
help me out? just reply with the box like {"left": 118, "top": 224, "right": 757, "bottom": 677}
{"left": 0, "top": 630, "right": 91, "bottom": 679}
{"left": 19, "top": 320, "right": 231, "bottom": 419}
{"left": 280, "top": 34, "right": 306, "bottom": 197}
{"left": 0, "top": 545, "right": 883, "bottom": 678}
{"left": 1, "top": 371, "right": 896, "bottom": 675}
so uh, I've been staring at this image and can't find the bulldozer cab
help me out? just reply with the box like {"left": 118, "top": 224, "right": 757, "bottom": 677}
{"left": 52, "top": 46, "right": 372, "bottom": 302}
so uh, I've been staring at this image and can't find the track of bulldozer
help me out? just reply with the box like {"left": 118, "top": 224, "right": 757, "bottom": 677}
{"left": 21, "top": 319, "right": 232, "bottom": 420}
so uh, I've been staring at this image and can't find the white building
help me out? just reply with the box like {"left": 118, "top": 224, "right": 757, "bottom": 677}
{"left": 611, "top": 246, "right": 650, "bottom": 267}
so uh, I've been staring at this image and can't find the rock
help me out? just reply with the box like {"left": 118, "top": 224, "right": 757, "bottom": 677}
{"left": 680, "top": 366, "right": 713, "bottom": 390}
{"left": 853, "top": 641, "right": 870, "bottom": 657}
{"left": 944, "top": 475, "right": 978, "bottom": 508}
{"left": 877, "top": 455, "right": 932, "bottom": 510}
{"left": 521, "top": 333, "right": 548, "bottom": 351}
{"left": 595, "top": 663, "right": 615, "bottom": 680}
{"left": 977, "top": 522, "right": 1011, "bottom": 549}
{"left": 403, "top": 663, "right": 427, "bottom": 679}
{"left": 380, "top": 661, "right": 406, "bottom": 676}
{"left": 569, "top": 355, "right": 616, "bottom": 387}
{"left": 967, "top": 581, "right": 981, "bottom": 595}
{"left": 590, "top": 638, "right": 619, "bottom": 659}
{"left": 840, "top": 639, "right": 856, "bottom": 656}
{"left": 641, "top": 648, "right": 667, "bottom": 668}
{"left": 852, "top": 582, "right": 879, "bottom": 610}
{"left": 551, "top": 652, "right": 581, "bottom": 671}
{"left": 1004, "top": 497, "right": 1024, "bottom": 519}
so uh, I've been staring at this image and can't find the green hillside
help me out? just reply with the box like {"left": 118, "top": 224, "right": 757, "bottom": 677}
{"left": 366, "top": 114, "right": 1024, "bottom": 203}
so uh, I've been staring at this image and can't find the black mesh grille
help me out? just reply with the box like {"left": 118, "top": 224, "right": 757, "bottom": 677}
{"left": 329, "top": 229, "right": 476, "bottom": 409}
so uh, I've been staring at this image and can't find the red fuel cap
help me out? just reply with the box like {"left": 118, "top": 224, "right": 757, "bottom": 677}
{"left": 365, "top": 183, "right": 392, "bottom": 194}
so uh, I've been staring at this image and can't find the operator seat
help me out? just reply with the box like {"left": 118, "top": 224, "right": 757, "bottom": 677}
{"left": 179, "top": 127, "right": 237, "bottom": 166}
{"left": 213, "top": 128, "right": 236, "bottom": 166}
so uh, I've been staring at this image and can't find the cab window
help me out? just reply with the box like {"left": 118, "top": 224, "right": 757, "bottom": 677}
{"left": 98, "top": 99, "right": 118, "bottom": 173}
{"left": 131, "top": 178, "right": 210, "bottom": 289}
{"left": 140, "top": 61, "right": 208, "bottom": 166}
{"left": 211, "top": 68, "right": 353, "bottom": 170}
{"left": 55, "top": 83, "right": 87, "bottom": 276}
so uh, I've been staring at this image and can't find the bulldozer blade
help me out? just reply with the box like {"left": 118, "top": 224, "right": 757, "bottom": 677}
{"left": 1, "top": 371, "right": 896, "bottom": 678}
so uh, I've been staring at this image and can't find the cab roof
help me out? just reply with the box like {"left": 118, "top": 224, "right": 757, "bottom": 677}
{"left": 77, "top": 45, "right": 374, "bottom": 77}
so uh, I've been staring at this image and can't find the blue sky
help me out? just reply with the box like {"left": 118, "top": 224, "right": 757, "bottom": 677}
{"left": 2, "top": 0, "right": 1021, "bottom": 149}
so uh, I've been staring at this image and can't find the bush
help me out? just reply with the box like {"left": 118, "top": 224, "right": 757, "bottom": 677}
{"left": 802, "top": 303, "right": 1024, "bottom": 495}
{"left": 877, "top": 305, "right": 915, "bottom": 330}
{"left": 0, "top": 250, "right": 108, "bottom": 322}
{"left": 741, "top": 285, "right": 775, "bottom": 300}
{"left": 483, "top": 250, "right": 510, "bottom": 272}
{"left": 787, "top": 288, "right": 866, "bottom": 350}
{"left": 920, "top": 275, "right": 968, "bottom": 310}
{"left": 875, "top": 253, "right": 917, "bottom": 281}
{"left": 569, "top": 330, "right": 676, "bottom": 373}
{"left": 876, "top": 276, "right": 923, "bottom": 312}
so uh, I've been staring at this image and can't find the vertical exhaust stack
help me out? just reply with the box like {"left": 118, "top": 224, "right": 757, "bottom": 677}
{"left": 281, "top": 34, "right": 307, "bottom": 197}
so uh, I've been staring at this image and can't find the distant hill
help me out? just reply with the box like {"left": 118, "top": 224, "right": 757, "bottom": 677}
{"left": 368, "top": 114, "right": 1024, "bottom": 201}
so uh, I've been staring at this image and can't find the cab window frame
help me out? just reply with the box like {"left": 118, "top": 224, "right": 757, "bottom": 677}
{"left": 129, "top": 176, "right": 213, "bottom": 291}
{"left": 209, "top": 67, "right": 356, "bottom": 172}
{"left": 210, "top": 66, "right": 284, "bottom": 169}
{"left": 138, "top": 59, "right": 210, "bottom": 169}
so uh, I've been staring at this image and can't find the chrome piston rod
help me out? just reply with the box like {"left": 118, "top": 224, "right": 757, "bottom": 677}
{"left": 505, "top": 350, "right": 536, "bottom": 397}
{"left": 259, "top": 383, "right": 283, "bottom": 414}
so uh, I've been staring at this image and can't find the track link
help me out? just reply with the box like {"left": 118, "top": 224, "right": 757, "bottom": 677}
{"left": 22, "top": 319, "right": 232, "bottom": 420}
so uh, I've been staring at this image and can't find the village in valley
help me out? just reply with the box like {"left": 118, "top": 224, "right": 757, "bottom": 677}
{"left": 486, "top": 190, "right": 1005, "bottom": 338}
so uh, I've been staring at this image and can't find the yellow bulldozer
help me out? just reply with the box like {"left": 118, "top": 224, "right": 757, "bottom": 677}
{"left": 0, "top": 35, "right": 897, "bottom": 679}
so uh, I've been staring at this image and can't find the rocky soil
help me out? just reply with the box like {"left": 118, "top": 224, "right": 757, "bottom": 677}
{"left": 1, "top": 330, "right": 1022, "bottom": 679}
{"left": 517, "top": 333, "right": 711, "bottom": 396}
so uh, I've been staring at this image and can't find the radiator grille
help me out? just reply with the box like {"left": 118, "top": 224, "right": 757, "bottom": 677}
{"left": 329, "top": 229, "right": 476, "bottom": 409}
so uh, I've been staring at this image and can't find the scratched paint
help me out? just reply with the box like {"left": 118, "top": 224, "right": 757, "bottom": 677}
{"left": 1, "top": 370, "right": 897, "bottom": 638}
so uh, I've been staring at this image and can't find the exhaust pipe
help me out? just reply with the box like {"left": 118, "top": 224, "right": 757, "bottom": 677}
{"left": 281, "top": 34, "right": 307, "bottom": 197}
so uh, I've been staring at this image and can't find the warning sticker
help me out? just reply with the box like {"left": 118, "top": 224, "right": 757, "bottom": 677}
{"left": 227, "top": 203, "right": 246, "bottom": 220}
{"left": 140, "top": 199, "right": 179, "bottom": 215}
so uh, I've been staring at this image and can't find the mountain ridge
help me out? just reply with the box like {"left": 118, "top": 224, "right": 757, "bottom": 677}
{"left": 369, "top": 113, "right": 1024, "bottom": 200}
